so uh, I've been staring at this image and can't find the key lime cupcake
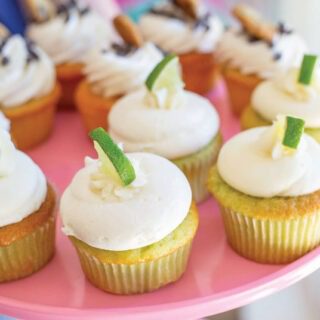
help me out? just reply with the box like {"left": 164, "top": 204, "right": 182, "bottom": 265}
{"left": 108, "top": 54, "right": 222, "bottom": 202}
{"left": 208, "top": 116, "right": 320, "bottom": 264}
{"left": 75, "top": 15, "right": 163, "bottom": 132}
{"left": 0, "top": 34, "right": 60, "bottom": 150}
{"left": 241, "top": 54, "right": 320, "bottom": 142}
{"left": 139, "top": 0, "right": 224, "bottom": 94}
{"left": 0, "top": 129, "right": 56, "bottom": 282}
{"left": 27, "top": 0, "right": 116, "bottom": 109}
{"left": 60, "top": 128, "right": 198, "bottom": 294}
{"left": 215, "top": 4, "right": 307, "bottom": 116}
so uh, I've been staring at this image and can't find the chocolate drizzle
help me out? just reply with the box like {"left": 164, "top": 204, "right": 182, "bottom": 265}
{"left": 102, "top": 43, "right": 137, "bottom": 57}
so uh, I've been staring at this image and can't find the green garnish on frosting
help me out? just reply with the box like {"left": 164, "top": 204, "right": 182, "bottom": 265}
{"left": 298, "top": 54, "right": 318, "bottom": 85}
{"left": 145, "top": 53, "right": 184, "bottom": 92}
{"left": 282, "top": 116, "right": 305, "bottom": 149}
{"left": 89, "top": 128, "right": 136, "bottom": 186}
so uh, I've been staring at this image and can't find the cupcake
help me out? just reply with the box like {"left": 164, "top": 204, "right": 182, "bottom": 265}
{"left": 75, "top": 15, "right": 163, "bottom": 133}
{"left": 27, "top": 0, "right": 116, "bottom": 109}
{"left": 215, "top": 4, "right": 307, "bottom": 116}
{"left": 0, "top": 129, "right": 56, "bottom": 282}
{"left": 108, "top": 54, "right": 222, "bottom": 202}
{"left": 60, "top": 128, "right": 198, "bottom": 294}
{"left": 0, "top": 33, "right": 60, "bottom": 150}
{"left": 139, "top": 0, "right": 224, "bottom": 94}
{"left": 0, "top": 112, "right": 10, "bottom": 131}
{"left": 241, "top": 54, "right": 320, "bottom": 142}
{"left": 208, "top": 115, "right": 320, "bottom": 264}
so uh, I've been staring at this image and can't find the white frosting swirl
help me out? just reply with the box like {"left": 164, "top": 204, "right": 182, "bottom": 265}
{"left": 139, "top": 2, "right": 224, "bottom": 54}
{"left": 61, "top": 152, "right": 192, "bottom": 251}
{"left": 109, "top": 89, "right": 219, "bottom": 159}
{"left": 218, "top": 126, "right": 320, "bottom": 198}
{"left": 215, "top": 28, "right": 307, "bottom": 78}
{"left": 28, "top": 8, "right": 117, "bottom": 65}
{"left": 0, "top": 112, "right": 10, "bottom": 131}
{"left": 252, "top": 69, "right": 320, "bottom": 128}
{"left": 0, "top": 35, "right": 55, "bottom": 108}
{"left": 0, "top": 129, "right": 47, "bottom": 227}
{"left": 83, "top": 43, "right": 163, "bottom": 98}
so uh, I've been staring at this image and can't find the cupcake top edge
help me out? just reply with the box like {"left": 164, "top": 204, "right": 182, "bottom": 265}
{"left": 27, "top": 0, "right": 117, "bottom": 65}
{"left": 0, "top": 129, "right": 47, "bottom": 227}
{"left": 139, "top": 1, "right": 224, "bottom": 54}
{"left": 215, "top": 4, "right": 307, "bottom": 78}
{"left": 0, "top": 34, "right": 56, "bottom": 108}
{"left": 217, "top": 116, "right": 320, "bottom": 198}
{"left": 252, "top": 55, "right": 320, "bottom": 128}
{"left": 60, "top": 130, "right": 192, "bottom": 251}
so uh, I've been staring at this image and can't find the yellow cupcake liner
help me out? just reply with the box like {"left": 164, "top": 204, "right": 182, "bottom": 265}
{"left": 73, "top": 240, "right": 192, "bottom": 295}
{"left": 0, "top": 215, "right": 55, "bottom": 282}
{"left": 173, "top": 133, "right": 222, "bottom": 203}
{"left": 220, "top": 206, "right": 320, "bottom": 264}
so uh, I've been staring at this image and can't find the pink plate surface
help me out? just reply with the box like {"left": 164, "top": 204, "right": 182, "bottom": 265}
{"left": 1, "top": 83, "right": 320, "bottom": 320}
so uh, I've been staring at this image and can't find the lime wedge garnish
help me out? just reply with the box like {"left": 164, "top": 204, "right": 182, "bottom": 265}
{"left": 145, "top": 53, "right": 184, "bottom": 92}
{"left": 282, "top": 116, "right": 305, "bottom": 149}
{"left": 298, "top": 54, "right": 318, "bottom": 85}
{"left": 89, "top": 128, "right": 136, "bottom": 186}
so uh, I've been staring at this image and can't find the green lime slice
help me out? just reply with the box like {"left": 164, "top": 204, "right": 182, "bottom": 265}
{"left": 298, "top": 54, "right": 318, "bottom": 85}
{"left": 145, "top": 53, "right": 184, "bottom": 92}
{"left": 282, "top": 116, "right": 305, "bottom": 149}
{"left": 89, "top": 128, "right": 136, "bottom": 186}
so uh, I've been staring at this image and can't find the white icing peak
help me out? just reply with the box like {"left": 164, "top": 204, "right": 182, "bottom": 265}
{"left": 0, "top": 35, "right": 55, "bottom": 107}
{"left": 0, "top": 112, "right": 10, "bottom": 131}
{"left": 83, "top": 42, "right": 163, "bottom": 98}
{"left": 139, "top": 1, "right": 223, "bottom": 54}
{"left": 215, "top": 28, "right": 307, "bottom": 78}
{"left": 218, "top": 123, "right": 320, "bottom": 198}
{"left": 0, "top": 129, "right": 47, "bottom": 227}
{"left": 252, "top": 67, "right": 320, "bottom": 128}
{"left": 28, "top": 6, "right": 116, "bottom": 65}
{"left": 61, "top": 152, "right": 192, "bottom": 251}
{"left": 109, "top": 88, "right": 219, "bottom": 159}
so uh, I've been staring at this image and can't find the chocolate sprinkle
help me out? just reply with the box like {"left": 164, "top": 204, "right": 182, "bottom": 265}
{"left": 79, "top": 7, "right": 90, "bottom": 16}
{"left": 1, "top": 56, "right": 9, "bottom": 66}
{"left": 111, "top": 43, "right": 137, "bottom": 56}
{"left": 273, "top": 52, "right": 282, "bottom": 61}
{"left": 194, "top": 13, "right": 211, "bottom": 31}
{"left": 26, "top": 42, "right": 39, "bottom": 64}
{"left": 278, "top": 22, "right": 293, "bottom": 35}
{"left": 149, "top": 8, "right": 184, "bottom": 20}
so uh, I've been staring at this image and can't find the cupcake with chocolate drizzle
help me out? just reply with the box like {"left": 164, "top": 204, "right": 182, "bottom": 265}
{"left": 139, "top": 0, "right": 224, "bottom": 94}
{"left": 27, "top": 0, "right": 117, "bottom": 110}
{"left": 215, "top": 4, "right": 307, "bottom": 116}
{"left": 75, "top": 14, "right": 163, "bottom": 133}
{"left": 0, "top": 24, "right": 60, "bottom": 150}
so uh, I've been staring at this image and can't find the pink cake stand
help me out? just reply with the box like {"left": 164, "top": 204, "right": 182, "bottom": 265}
{"left": 1, "top": 83, "right": 320, "bottom": 319}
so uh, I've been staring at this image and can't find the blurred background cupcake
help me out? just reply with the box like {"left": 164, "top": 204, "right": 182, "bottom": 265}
{"left": 27, "top": 0, "right": 118, "bottom": 110}
{"left": 139, "top": 0, "right": 224, "bottom": 94}
{"left": 76, "top": 14, "right": 163, "bottom": 133}
{"left": 215, "top": 4, "right": 307, "bottom": 116}
{"left": 109, "top": 55, "right": 222, "bottom": 202}
{"left": 241, "top": 54, "right": 320, "bottom": 142}
{"left": 61, "top": 129, "right": 198, "bottom": 294}
{"left": 0, "top": 26, "right": 60, "bottom": 150}
{"left": 0, "top": 129, "right": 56, "bottom": 282}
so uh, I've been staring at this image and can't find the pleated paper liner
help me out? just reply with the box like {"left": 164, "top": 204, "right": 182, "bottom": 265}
{"left": 220, "top": 207, "right": 320, "bottom": 264}
{"left": 173, "top": 132, "right": 223, "bottom": 203}
{"left": 70, "top": 203, "right": 199, "bottom": 295}
{"left": 0, "top": 214, "right": 55, "bottom": 282}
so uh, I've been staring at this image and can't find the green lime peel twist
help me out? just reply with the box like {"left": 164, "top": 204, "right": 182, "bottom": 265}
{"left": 89, "top": 128, "right": 136, "bottom": 186}
{"left": 282, "top": 116, "right": 305, "bottom": 149}
{"left": 298, "top": 54, "right": 318, "bottom": 85}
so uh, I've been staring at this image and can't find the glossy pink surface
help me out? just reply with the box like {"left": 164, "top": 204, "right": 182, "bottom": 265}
{"left": 1, "top": 83, "right": 320, "bottom": 319}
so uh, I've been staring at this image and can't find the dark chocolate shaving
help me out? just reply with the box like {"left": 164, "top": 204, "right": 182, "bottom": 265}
{"left": 1, "top": 56, "right": 9, "bottom": 66}
{"left": 108, "top": 43, "right": 137, "bottom": 56}
{"left": 273, "top": 52, "right": 282, "bottom": 61}
{"left": 194, "top": 12, "right": 211, "bottom": 31}
{"left": 278, "top": 22, "right": 293, "bottom": 35}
